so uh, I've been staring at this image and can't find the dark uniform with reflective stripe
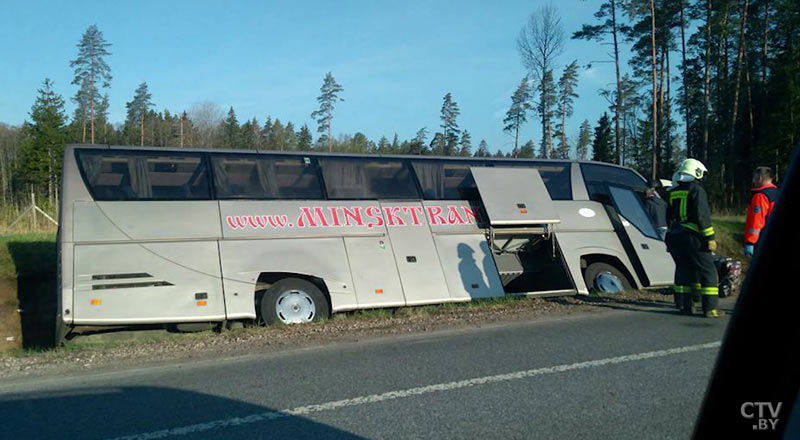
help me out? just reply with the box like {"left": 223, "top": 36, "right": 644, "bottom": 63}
{"left": 665, "top": 180, "right": 719, "bottom": 314}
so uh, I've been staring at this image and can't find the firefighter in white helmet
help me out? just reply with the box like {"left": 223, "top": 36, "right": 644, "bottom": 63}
{"left": 665, "top": 158, "right": 721, "bottom": 318}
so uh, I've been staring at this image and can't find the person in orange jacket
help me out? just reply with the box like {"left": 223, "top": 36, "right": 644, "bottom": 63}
{"left": 744, "top": 167, "right": 778, "bottom": 256}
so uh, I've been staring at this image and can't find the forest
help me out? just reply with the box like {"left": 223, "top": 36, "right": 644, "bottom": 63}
{"left": 0, "top": 0, "right": 797, "bottom": 221}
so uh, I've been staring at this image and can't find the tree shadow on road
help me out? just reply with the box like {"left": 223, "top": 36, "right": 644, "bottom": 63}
{"left": 0, "top": 385, "right": 366, "bottom": 440}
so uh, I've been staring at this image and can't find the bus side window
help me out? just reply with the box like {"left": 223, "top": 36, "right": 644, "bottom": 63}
{"left": 210, "top": 155, "right": 325, "bottom": 200}
{"left": 412, "top": 161, "right": 484, "bottom": 201}
{"left": 319, "top": 158, "right": 419, "bottom": 200}
{"left": 76, "top": 150, "right": 211, "bottom": 201}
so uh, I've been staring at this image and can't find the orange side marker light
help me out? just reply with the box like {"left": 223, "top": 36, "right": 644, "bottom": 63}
{"left": 90, "top": 298, "right": 102, "bottom": 306}
{"left": 375, "top": 289, "right": 384, "bottom": 294}
{"left": 196, "top": 300, "right": 207, "bottom": 306}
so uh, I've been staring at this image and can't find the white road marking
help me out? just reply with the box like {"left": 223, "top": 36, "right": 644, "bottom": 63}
{"left": 109, "top": 341, "right": 721, "bottom": 440}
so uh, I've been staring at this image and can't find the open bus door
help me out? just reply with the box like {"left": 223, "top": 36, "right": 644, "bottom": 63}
{"left": 471, "top": 167, "right": 575, "bottom": 295}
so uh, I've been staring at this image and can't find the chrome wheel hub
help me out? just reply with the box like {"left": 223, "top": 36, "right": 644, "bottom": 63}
{"left": 595, "top": 272, "right": 624, "bottom": 294}
{"left": 275, "top": 289, "right": 315, "bottom": 324}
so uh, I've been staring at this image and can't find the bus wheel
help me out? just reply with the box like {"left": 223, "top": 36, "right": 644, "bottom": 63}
{"left": 260, "top": 278, "right": 329, "bottom": 325}
{"left": 584, "top": 262, "right": 631, "bottom": 294}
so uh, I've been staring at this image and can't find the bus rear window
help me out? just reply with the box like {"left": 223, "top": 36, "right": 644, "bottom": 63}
{"left": 76, "top": 150, "right": 210, "bottom": 200}
{"left": 211, "top": 155, "right": 324, "bottom": 200}
{"left": 318, "top": 158, "right": 420, "bottom": 200}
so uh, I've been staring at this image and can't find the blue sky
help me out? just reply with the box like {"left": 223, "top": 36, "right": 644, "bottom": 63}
{"left": 0, "top": 0, "right": 635, "bottom": 154}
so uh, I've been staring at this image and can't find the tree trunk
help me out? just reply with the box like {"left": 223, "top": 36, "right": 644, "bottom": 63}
{"left": 762, "top": 0, "right": 769, "bottom": 82}
{"left": 650, "top": 0, "right": 658, "bottom": 180}
{"left": 730, "top": 0, "right": 749, "bottom": 195}
{"left": 666, "top": 48, "right": 673, "bottom": 170}
{"left": 180, "top": 116, "right": 184, "bottom": 148}
{"left": 611, "top": 0, "right": 623, "bottom": 164}
{"left": 514, "top": 123, "right": 520, "bottom": 154}
{"left": 703, "top": 0, "right": 712, "bottom": 162}
{"left": 659, "top": 48, "right": 666, "bottom": 175}
{"left": 81, "top": 107, "right": 87, "bottom": 143}
{"left": 141, "top": 108, "right": 145, "bottom": 147}
{"left": 546, "top": 120, "right": 553, "bottom": 159}
{"left": 561, "top": 99, "right": 567, "bottom": 159}
{"left": 680, "top": 0, "right": 691, "bottom": 156}
{"left": 328, "top": 112, "right": 332, "bottom": 153}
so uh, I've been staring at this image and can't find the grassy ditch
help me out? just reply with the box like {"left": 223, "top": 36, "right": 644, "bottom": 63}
{"left": 0, "top": 232, "right": 58, "bottom": 352}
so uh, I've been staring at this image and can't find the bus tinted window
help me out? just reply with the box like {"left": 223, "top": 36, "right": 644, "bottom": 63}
{"left": 76, "top": 150, "right": 210, "bottom": 200}
{"left": 319, "top": 158, "right": 419, "bottom": 199}
{"left": 211, "top": 155, "right": 324, "bottom": 200}
{"left": 492, "top": 161, "right": 572, "bottom": 200}
{"left": 580, "top": 163, "right": 647, "bottom": 189}
{"left": 412, "top": 161, "right": 487, "bottom": 200}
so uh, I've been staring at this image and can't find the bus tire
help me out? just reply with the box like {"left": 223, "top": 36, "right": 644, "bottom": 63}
{"left": 260, "top": 278, "right": 329, "bottom": 325}
{"left": 584, "top": 262, "right": 632, "bottom": 294}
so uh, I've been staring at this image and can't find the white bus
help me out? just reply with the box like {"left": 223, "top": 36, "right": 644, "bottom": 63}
{"left": 56, "top": 144, "right": 674, "bottom": 339}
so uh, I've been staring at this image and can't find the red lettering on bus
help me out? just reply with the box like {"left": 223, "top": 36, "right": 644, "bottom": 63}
{"left": 462, "top": 206, "right": 481, "bottom": 224}
{"left": 401, "top": 206, "right": 424, "bottom": 225}
{"left": 383, "top": 206, "right": 406, "bottom": 226}
{"left": 342, "top": 206, "right": 364, "bottom": 226}
{"left": 267, "top": 215, "right": 288, "bottom": 228}
{"left": 365, "top": 205, "right": 384, "bottom": 229}
{"left": 297, "top": 207, "right": 317, "bottom": 228}
{"left": 426, "top": 206, "right": 446, "bottom": 225}
{"left": 226, "top": 216, "right": 247, "bottom": 229}
{"left": 446, "top": 206, "right": 466, "bottom": 225}
{"left": 329, "top": 207, "right": 342, "bottom": 227}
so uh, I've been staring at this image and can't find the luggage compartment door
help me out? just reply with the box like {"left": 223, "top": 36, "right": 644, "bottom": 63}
{"left": 470, "top": 167, "right": 560, "bottom": 227}
{"left": 381, "top": 202, "right": 451, "bottom": 305}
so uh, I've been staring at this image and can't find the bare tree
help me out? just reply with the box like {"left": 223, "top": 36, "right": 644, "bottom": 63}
{"left": 517, "top": 4, "right": 564, "bottom": 158}
{"left": 188, "top": 102, "right": 224, "bottom": 147}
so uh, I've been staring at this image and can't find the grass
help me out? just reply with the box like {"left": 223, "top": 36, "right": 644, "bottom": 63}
{"left": 0, "top": 232, "right": 58, "bottom": 352}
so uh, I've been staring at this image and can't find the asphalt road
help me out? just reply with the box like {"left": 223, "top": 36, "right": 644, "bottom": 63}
{"left": 0, "top": 301, "right": 732, "bottom": 439}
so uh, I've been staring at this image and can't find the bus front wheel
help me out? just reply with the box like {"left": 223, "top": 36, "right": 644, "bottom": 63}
{"left": 583, "top": 262, "right": 632, "bottom": 294}
{"left": 259, "top": 278, "right": 330, "bottom": 325}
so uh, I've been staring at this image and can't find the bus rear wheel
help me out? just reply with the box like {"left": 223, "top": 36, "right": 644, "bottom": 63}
{"left": 259, "top": 278, "right": 329, "bottom": 325}
{"left": 584, "top": 262, "right": 631, "bottom": 294}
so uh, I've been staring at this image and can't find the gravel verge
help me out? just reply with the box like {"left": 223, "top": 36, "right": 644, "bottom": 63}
{"left": 0, "top": 291, "right": 677, "bottom": 381}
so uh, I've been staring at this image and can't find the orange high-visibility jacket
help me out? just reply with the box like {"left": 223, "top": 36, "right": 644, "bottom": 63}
{"left": 744, "top": 183, "right": 778, "bottom": 245}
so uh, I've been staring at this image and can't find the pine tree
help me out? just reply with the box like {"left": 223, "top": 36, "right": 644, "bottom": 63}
{"left": 124, "top": 82, "right": 154, "bottom": 146}
{"left": 592, "top": 113, "right": 614, "bottom": 163}
{"left": 556, "top": 60, "right": 580, "bottom": 159}
{"left": 16, "top": 79, "right": 67, "bottom": 198}
{"left": 430, "top": 132, "right": 445, "bottom": 156}
{"left": 519, "top": 140, "right": 536, "bottom": 158}
{"left": 474, "top": 139, "right": 490, "bottom": 157}
{"left": 240, "top": 117, "right": 259, "bottom": 150}
{"left": 458, "top": 130, "right": 472, "bottom": 156}
{"left": 297, "top": 124, "right": 313, "bottom": 151}
{"left": 310, "top": 72, "right": 344, "bottom": 152}
{"left": 377, "top": 135, "right": 391, "bottom": 153}
{"left": 70, "top": 25, "right": 112, "bottom": 144}
{"left": 408, "top": 127, "right": 428, "bottom": 155}
{"left": 95, "top": 93, "right": 110, "bottom": 144}
{"left": 440, "top": 93, "right": 461, "bottom": 156}
{"left": 284, "top": 122, "right": 297, "bottom": 151}
{"left": 577, "top": 119, "right": 592, "bottom": 160}
{"left": 268, "top": 119, "right": 286, "bottom": 151}
{"left": 503, "top": 76, "right": 534, "bottom": 151}
{"left": 220, "top": 107, "right": 240, "bottom": 149}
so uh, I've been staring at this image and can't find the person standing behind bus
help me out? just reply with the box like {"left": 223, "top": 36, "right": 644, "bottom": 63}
{"left": 643, "top": 180, "right": 668, "bottom": 239}
{"left": 744, "top": 167, "right": 778, "bottom": 257}
{"left": 665, "top": 159, "right": 721, "bottom": 318}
